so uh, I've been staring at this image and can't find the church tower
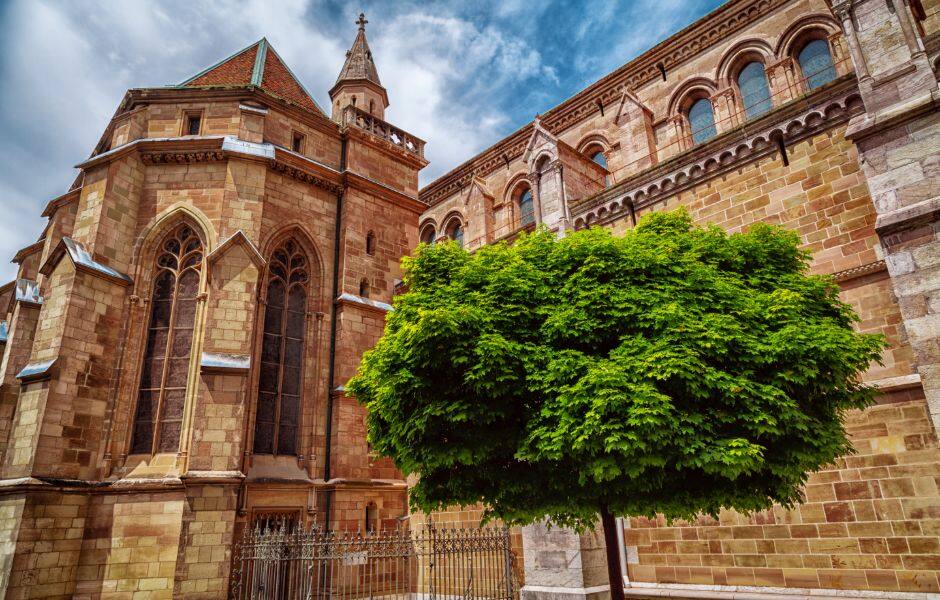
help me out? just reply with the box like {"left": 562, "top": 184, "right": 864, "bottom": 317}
{"left": 330, "top": 13, "right": 389, "bottom": 121}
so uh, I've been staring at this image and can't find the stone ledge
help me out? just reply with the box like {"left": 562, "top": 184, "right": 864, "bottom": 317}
{"left": 874, "top": 197, "right": 940, "bottom": 237}
{"left": 623, "top": 583, "right": 933, "bottom": 600}
{"left": 522, "top": 584, "right": 612, "bottom": 600}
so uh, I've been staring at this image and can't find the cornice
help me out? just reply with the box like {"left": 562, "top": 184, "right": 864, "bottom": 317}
{"left": 572, "top": 77, "right": 863, "bottom": 224}
{"left": 832, "top": 260, "right": 887, "bottom": 283}
{"left": 343, "top": 171, "right": 427, "bottom": 214}
{"left": 419, "top": 0, "right": 790, "bottom": 207}
{"left": 123, "top": 86, "right": 340, "bottom": 137}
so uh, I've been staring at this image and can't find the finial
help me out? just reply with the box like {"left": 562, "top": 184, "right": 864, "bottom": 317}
{"left": 356, "top": 13, "right": 368, "bottom": 31}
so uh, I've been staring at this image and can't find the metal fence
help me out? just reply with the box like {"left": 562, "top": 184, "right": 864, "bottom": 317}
{"left": 230, "top": 524, "right": 517, "bottom": 600}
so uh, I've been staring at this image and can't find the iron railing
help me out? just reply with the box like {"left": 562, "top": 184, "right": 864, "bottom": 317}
{"left": 231, "top": 524, "right": 516, "bottom": 600}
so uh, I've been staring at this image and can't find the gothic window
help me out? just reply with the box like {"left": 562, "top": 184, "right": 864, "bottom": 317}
{"left": 131, "top": 224, "right": 203, "bottom": 454}
{"left": 517, "top": 187, "right": 535, "bottom": 228}
{"left": 366, "top": 231, "right": 376, "bottom": 256}
{"left": 446, "top": 219, "right": 464, "bottom": 247}
{"left": 737, "top": 61, "right": 772, "bottom": 119}
{"left": 419, "top": 224, "right": 436, "bottom": 245}
{"left": 798, "top": 39, "right": 836, "bottom": 90}
{"left": 253, "top": 239, "right": 309, "bottom": 456}
{"left": 688, "top": 98, "right": 718, "bottom": 144}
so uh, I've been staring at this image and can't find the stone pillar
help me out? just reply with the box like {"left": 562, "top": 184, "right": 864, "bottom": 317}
{"left": 837, "top": 0, "right": 940, "bottom": 429}
{"left": 520, "top": 522, "right": 614, "bottom": 600}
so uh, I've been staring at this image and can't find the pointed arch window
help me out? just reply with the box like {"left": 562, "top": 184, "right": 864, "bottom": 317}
{"left": 131, "top": 224, "right": 203, "bottom": 454}
{"left": 688, "top": 98, "right": 718, "bottom": 144}
{"left": 253, "top": 239, "right": 309, "bottom": 456}
{"left": 798, "top": 39, "right": 836, "bottom": 90}
{"left": 737, "top": 61, "right": 772, "bottom": 119}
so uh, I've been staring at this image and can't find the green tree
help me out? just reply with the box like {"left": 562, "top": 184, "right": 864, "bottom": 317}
{"left": 348, "top": 210, "right": 884, "bottom": 600}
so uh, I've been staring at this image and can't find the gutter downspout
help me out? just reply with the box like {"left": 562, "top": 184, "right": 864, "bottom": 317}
{"left": 322, "top": 136, "right": 347, "bottom": 529}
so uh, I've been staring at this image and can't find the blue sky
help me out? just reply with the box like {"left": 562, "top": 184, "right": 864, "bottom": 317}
{"left": 0, "top": 0, "right": 723, "bottom": 281}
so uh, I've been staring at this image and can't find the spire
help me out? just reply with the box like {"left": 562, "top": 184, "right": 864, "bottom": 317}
{"left": 333, "top": 13, "right": 384, "bottom": 90}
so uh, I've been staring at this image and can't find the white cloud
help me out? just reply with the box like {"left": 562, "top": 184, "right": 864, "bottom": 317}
{"left": 0, "top": 0, "right": 550, "bottom": 281}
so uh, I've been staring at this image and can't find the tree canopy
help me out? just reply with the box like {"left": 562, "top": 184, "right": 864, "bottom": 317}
{"left": 348, "top": 210, "right": 885, "bottom": 530}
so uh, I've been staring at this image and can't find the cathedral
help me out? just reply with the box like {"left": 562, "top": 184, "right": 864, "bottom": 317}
{"left": 0, "top": 0, "right": 938, "bottom": 598}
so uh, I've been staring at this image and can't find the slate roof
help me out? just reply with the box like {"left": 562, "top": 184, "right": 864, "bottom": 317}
{"left": 332, "top": 14, "right": 383, "bottom": 90}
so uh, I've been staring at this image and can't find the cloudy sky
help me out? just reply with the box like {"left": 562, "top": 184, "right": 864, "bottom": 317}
{"left": 0, "top": 0, "right": 723, "bottom": 281}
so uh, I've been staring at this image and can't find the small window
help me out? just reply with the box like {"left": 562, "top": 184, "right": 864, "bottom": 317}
{"left": 798, "top": 39, "right": 836, "bottom": 91}
{"left": 518, "top": 187, "right": 535, "bottom": 228}
{"left": 359, "top": 279, "right": 370, "bottom": 298}
{"left": 292, "top": 132, "right": 305, "bottom": 153}
{"left": 446, "top": 219, "right": 464, "bottom": 247}
{"left": 737, "top": 62, "right": 772, "bottom": 120}
{"left": 185, "top": 113, "right": 202, "bottom": 136}
{"left": 366, "top": 231, "right": 376, "bottom": 256}
{"left": 419, "top": 225, "right": 436, "bottom": 245}
{"left": 365, "top": 502, "right": 377, "bottom": 533}
{"left": 369, "top": 100, "right": 375, "bottom": 114}
{"left": 351, "top": 95, "right": 357, "bottom": 107}
{"left": 688, "top": 98, "right": 718, "bottom": 144}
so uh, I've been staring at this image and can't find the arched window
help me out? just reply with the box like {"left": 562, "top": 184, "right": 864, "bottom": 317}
{"left": 419, "top": 224, "right": 436, "bottom": 245}
{"left": 517, "top": 186, "right": 535, "bottom": 228}
{"left": 359, "top": 279, "right": 370, "bottom": 298}
{"left": 366, "top": 231, "right": 376, "bottom": 256}
{"left": 446, "top": 219, "right": 464, "bottom": 247}
{"left": 253, "top": 239, "right": 309, "bottom": 456}
{"left": 131, "top": 224, "right": 203, "bottom": 454}
{"left": 798, "top": 39, "right": 836, "bottom": 90}
{"left": 688, "top": 98, "right": 718, "bottom": 144}
{"left": 737, "top": 61, "right": 772, "bottom": 119}
{"left": 590, "top": 151, "right": 607, "bottom": 170}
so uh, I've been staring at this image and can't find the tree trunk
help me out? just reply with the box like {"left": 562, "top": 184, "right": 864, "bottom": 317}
{"left": 599, "top": 505, "right": 625, "bottom": 600}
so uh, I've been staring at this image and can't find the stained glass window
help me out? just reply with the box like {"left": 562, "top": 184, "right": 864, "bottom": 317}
{"left": 737, "top": 61, "right": 772, "bottom": 119}
{"left": 253, "top": 239, "right": 309, "bottom": 456}
{"left": 799, "top": 39, "right": 836, "bottom": 90}
{"left": 518, "top": 188, "right": 535, "bottom": 227}
{"left": 689, "top": 98, "right": 718, "bottom": 144}
{"left": 131, "top": 224, "right": 203, "bottom": 454}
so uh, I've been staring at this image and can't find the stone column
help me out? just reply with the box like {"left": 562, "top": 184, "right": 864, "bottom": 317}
{"left": 521, "top": 522, "right": 614, "bottom": 600}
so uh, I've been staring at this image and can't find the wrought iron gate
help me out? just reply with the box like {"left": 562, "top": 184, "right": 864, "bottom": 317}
{"left": 230, "top": 524, "right": 517, "bottom": 600}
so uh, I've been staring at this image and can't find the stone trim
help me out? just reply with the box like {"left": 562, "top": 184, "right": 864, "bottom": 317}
{"left": 868, "top": 373, "right": 922, "bottom": 392}
{"left": 14, "top": 279, "right": 43, "bottom": 305}
{"left": 420, "top": 0, "right": 791, "bottom": 206}
{"left": 572, "top": 78, "right": 864, "bottom": 224}
{"left": 831, "top": 259, "right": 886, "bottom": 282}
{"left": 874, "top": 197, "right": 940, "bottom": 237}
{"left": 11, "top": 240, "right": 44, "bottom": 264}
{"left": 344, "top": 170, "right": 428, "bottom": 213}
{"left": 206, "top": 230, "right": 266, "bottom": 271}
{"left": 40, "top": 187, "right": 81, "bottom": 218}
{"left": 336, "top": 292, "right": 393, "bottom": 314}
{"left": 40, "top": 237, "right": 133, "bottom": 286}
{"left": 16, "top": 358, "right": 56, "bottom": 383}
{"left": 272, "top": 161, "right": 344, "bottom": 195}
{"left": 623, "top": 582, "right": 935, "bottom": 599}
